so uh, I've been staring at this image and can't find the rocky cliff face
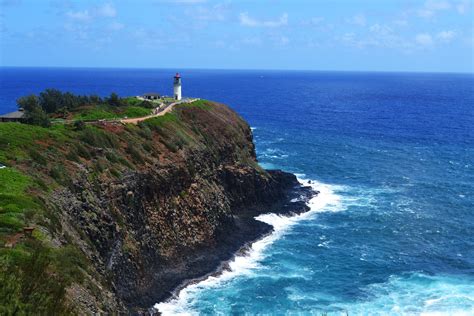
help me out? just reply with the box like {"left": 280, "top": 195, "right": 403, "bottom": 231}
{"left": 25, "top": 101, "right": 312, "bottom": 313}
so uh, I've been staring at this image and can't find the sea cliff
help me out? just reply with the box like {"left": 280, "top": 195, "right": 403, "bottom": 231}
{"left": 0, "top": 100, "right": 314, "bottom": 313}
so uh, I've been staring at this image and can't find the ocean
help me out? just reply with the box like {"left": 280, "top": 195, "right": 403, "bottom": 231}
{"left": 1, "top": 68, "right": 473, "bottom": 315}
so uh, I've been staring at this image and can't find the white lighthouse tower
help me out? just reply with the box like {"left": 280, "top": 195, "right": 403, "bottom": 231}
{"left": 173, "top": 73, "right": 182, "bottom": 101}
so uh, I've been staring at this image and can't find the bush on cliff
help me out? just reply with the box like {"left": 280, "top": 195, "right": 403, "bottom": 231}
{"left": 16, "top": 89, "right": 152, "bottom": 125}
{"left": 0, "top": 240, "right": 86, "bottom": 315}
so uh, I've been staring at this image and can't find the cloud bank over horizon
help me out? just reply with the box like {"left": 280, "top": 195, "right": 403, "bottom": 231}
{"left": 0, "top": 0, "right": 472, "bottom": 72}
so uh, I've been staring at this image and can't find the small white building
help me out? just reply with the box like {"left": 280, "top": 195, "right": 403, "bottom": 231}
{"left": 142, "top": 92, "right": 161, "bottom": 100}
{"left": 173, "top": 73, "right": 182, "bottom": 101}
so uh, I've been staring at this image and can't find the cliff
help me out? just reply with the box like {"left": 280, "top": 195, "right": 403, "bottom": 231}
{"left": 0, "top": 100, "right": 313, "bottom": 314}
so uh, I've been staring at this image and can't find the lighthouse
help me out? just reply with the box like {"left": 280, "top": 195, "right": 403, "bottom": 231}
{"left": 173, "top": 73, "right": 182, "bottom": 101}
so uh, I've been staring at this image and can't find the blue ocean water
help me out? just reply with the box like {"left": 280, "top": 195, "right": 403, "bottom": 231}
{"left": 1, "top": 68, "right": 473, "bottom": 315}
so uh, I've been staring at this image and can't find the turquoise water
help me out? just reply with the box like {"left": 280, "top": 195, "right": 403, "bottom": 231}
{"left": 1, "top": 68, "right": 473, "bottom": 314}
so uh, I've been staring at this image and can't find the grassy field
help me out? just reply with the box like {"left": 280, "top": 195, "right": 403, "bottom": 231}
{"left": 73, "top": 104, "right": 153, "bottom": 121}
{"left": 0, "top": 168, "right": 38, "bottom": 232}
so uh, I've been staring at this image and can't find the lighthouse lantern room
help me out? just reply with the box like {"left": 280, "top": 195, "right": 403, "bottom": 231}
{"left": 173, "top": 73, "right": 182, "bottom": 101}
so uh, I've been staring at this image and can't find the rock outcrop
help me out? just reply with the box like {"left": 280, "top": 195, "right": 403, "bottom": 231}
{"left": 19, "top": 101, "right": 314, "bottom": 313}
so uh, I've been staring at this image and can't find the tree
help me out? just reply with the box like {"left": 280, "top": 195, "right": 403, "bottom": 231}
{"left": 107, "top": 92, "right": 122, "bottom": 107}
{"left": 89, "top": 95, "right": 103, "bottom": 105}
{"left": 24, "top": 106, "right": 51, "bottom": 128}
{"left": 39, "top": 88, "right": 64, "bottom": 113}
{"left": 17, "top": 95, "right": 39, "bottom": 112}
{"left": 17, "top": 94, "right": 51, "bottom": 127}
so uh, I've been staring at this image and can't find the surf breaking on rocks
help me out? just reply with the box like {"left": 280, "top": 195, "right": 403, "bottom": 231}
{"left": 154, "top": 177, "right": 346, "bottom": 315}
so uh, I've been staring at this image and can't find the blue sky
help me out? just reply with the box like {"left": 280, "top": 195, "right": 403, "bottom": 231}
{"left": 0, "top": 0, "right": 473, "bottom": 72}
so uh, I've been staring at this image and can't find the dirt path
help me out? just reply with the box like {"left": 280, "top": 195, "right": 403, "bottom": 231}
{"left": 120, "top": 98, "right": 198, "bottom": 125}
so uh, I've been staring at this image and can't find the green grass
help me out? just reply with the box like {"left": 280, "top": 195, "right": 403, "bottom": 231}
{"left": 0, "top": 124, "right": 65, "bottom": 233}
{"left": 123, "top": 96, "right": 141, "bottom": 106}
{"left": 181, "top": 99, "right": 212, "bottom": 110}
{"left": 143, "top": 112, "right": 179, "bottom": 128}
{"left": 0, "top": 123, "right": 61, "bottom": 163}
{"left": 0, "top": 168, "right": 31, "bottom": 195}
{"left": 72, "top": 104, "right": 152, "bottom": 121}
{"left": 123, "top": 106, "right": 152, "bottom": 118}
{"left": 79, "top": 126, "right": 119, "bottom": 148}
{"left": 0, "top": 168, "right": 37, "bottom": 232}
{"left": 73, "top": 107, "right": 118, "bottom": 121}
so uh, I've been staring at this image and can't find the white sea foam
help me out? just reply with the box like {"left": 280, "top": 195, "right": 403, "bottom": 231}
{"left": 154, "top": 177, "right": 345, "bottom": 315}
{"left": 336, "top": 273, "right": 474, "bottom": 315}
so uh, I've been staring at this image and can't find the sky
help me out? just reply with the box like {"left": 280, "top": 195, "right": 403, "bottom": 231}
{"left": 0, "top": 0, "right": 473, "bottom": 73}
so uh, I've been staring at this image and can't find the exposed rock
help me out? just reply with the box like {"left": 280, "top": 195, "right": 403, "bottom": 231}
{"left": 48, "top": 101, "right": 315, "bottom": 313}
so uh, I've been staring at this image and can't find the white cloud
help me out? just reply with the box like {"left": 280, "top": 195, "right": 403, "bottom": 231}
{"left": 347, "top": 14, "right": 366, "bottom": 26}
{"left": 456, "top": 0, "right": 471, "bottom": 14}
{"left": 96, "top": 3, "right": 116, "bottom": 18}
{"left": 339, "top": 23, "right": 415, "bottom": 52}
{"left": 66, "top": 3, "right": 117, "bottom": 22}
{"left": 66, "top": 10, "right": 91, "bottom": 21}
{"left": 415, "top": 33, "right": 434, "bottom": 46}
{"left": 417, "top": 0, "right": 451, "bottom": 18}
{"left": 239, "top": 12, "right": 288, "bottom": 28}
{"left": 187, "top": 2, "right": 229, "bottom": 22}
{"left": 437, "top": 30, "right": 456, "bottom": 42}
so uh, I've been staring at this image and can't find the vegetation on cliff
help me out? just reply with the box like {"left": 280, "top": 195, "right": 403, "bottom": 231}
{"left": 0, "top": 96, "right": 292, "bottom": 313}
{"left": 16, "top": 89, "right": 156, "bottom": 126}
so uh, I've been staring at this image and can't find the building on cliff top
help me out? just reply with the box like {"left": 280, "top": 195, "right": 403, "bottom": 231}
{"left": 139, "top": 73, "right": 182, "bottom": 101}
{"left": 0, "top": 109, "right": 25, "bottom": 122}
{"left": 142, "top": 92, "right": 161, "bottom": 100}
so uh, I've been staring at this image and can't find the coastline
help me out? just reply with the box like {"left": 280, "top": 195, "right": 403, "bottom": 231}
{"left": 153, "top": 176, "right": 322, "bottom": 314}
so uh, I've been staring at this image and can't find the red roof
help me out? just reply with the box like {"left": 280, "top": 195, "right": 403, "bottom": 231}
{"left": 174, "top": 73, "right": 181, "bottom": 78}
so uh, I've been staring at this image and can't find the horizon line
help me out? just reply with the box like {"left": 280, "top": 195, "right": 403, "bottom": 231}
{"left": 0, "top": 65, "right": 473, "bottom": 76}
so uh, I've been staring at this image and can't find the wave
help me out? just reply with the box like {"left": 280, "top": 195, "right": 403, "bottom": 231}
{"left": 335, "top": 272, "right": 474, "bottom": 315}
{"left": 154, "top": 177, "right": 345, "bottom": 315}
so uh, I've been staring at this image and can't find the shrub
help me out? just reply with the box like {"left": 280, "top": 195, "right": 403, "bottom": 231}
{"left": 123, "top": 97, "right": 140, "bottom": 106}
{"left": 139, "top": 100, "right": 155, "bottom": 109}
{"left": 161, "top": 139, "right": 178, "bottom": 153}
{"left": 94, "top": 158, "right": 108, "bottom": 173}
{"left": 109, "top": 168, "right": 121, "bottom": 178}
{"left": 105, "top": 151, "right": 119, "bottom": 163}
{"left": 107, "top": 92, "right": 123, "bottom": 107}
{"left": 79, "top": 127, "right": 119, "bottom": 149}
{"left": 137, "top": 124, "right": 153, "bottom": 140}
{"left": 24, "top": 106, "right": 51, "bottom": 128}
{"left": 73, "top": 120, "right": 86, "bottom": 131}
{"left": 118, "top": 157, "right": 133, "bottom": 168}
{"left": 142, "top": 142, "right": 153, "bottom": 152}
{"left": 66, "top": 149, "right": 80, "bottom": 162}
{"left": 126, "top": 143, "right": 144, "bottom": 164}
{"left": 0, "top": 241, "right": 84, "bottom": 315}
{"left": 75, "top": 144, "right": 91, "bottom": 160}
{"left": 28, "top": 149, "right": 47, "bottom": 166}
{"left": 49, "top": 165, "right": 69, "bottom": 185}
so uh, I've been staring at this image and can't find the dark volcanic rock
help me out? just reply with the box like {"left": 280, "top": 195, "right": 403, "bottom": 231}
{"left": 49, "top": 101, "right": 316, "bottom": 313}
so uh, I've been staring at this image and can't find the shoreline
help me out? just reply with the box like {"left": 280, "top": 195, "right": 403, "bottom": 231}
{"left": 153, "top": 176, "right": 320, "bottom": 314}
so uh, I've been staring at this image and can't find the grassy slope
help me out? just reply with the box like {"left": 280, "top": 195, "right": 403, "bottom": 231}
{"left": 73, "top": 105, "right": 152, "bottom": 121}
